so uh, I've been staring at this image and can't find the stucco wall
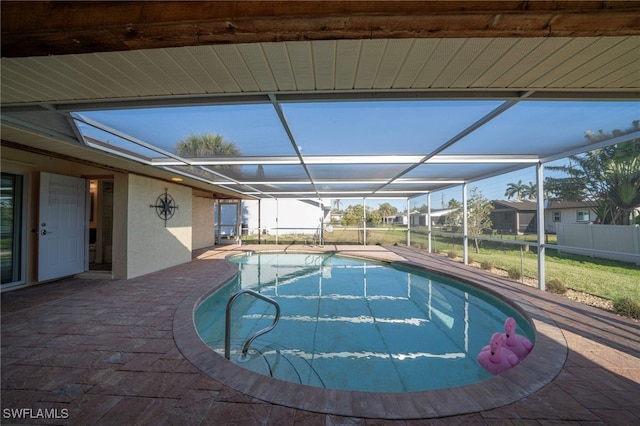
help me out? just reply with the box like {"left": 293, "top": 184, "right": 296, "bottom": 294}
{"left": 126, "top": 175, "right": 192, "bottom": 279}
{"left": 192, "top": 194, "right": 215, "bottom": 250}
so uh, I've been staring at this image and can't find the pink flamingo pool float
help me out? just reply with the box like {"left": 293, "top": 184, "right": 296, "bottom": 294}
{"left": 503, "top": 317, "right": 533, "bottom": 361}
{"left": 477, "top": 332, "right": 519, "bottom": 375}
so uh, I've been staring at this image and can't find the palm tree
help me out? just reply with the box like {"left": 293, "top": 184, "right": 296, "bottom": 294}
{"left": 333, "top": 199, "right": 342, "bottom": 212}
{"left": 176, "top": 133, "right": 241, "bottom": 177}
{"left": 504, "top": 180, "right": 525, "bottom": 200}
{"left": 546, "top": 136, "right": 640, "bottom": 224}
{"left": 377, "top": 202, "right": 398, "bottom": 224}
{"left": 521, "top": 182, "right": 537, "bottom": 200}
{"left": 603, "top": 151, "right": 640, "bottom": 224}
{"left": 176, "top": 133, "right": 240, "bottom": 157}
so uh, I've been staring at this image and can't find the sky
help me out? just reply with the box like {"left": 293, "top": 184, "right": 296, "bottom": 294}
{"left": 75, "top": 99, "right": 639, "bottom": 212}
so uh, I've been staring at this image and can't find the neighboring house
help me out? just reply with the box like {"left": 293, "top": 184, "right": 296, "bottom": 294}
{"left": 383, "top": 214, "right": 407, "bottom": 225}
{"left": 544, "top": 200, "right": 597, "bottom": 234}
{"left": 490, "top": 199, "right": 596, "bottom": 235}
{"left": 490, "top": 200, "right": 537, "bottom": 234}
{"left": 410, "top": 208, "right": 457, "bottom": 227}
{"left": 329, "top": 212, "right": 344, "bottom": 224}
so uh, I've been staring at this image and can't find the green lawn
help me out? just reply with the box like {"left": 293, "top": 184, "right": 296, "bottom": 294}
{"left": 420, "top": 232, "right": 639, "bottom": 303}
{"left": 241, "top": 227, "right": 640, "bottom": 304}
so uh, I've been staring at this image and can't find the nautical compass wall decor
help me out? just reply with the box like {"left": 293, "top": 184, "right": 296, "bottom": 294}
{"left": 150, "top": 189, "right": 179, "bottom": 227}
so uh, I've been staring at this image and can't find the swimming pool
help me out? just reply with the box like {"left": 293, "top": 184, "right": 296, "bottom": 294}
{"left": 194, "top": 252, "right": 535, "bottom": 393}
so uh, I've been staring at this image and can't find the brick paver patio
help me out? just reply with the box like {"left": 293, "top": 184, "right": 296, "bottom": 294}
{"left": 2, "top": 245, "right": 639, "bottom": 424}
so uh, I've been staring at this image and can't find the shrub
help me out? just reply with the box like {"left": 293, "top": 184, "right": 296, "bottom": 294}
{"left": 613, "top": 297, "right": 640, "bottom": 320}
{"left": 546, "top": 278, "right": 567, "bottom": 295}
{"left": 480, "top": 260, "right": 493, "bottom": 270}
{"left": 447, "top": 251, "right": 457, "bottom": 259}
{"left": 507, "top": 267, "right": 522, "bottom": 280}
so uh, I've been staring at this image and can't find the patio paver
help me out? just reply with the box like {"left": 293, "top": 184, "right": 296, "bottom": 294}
{"left": 2, "top": 245, "right": 639, "bottom": 424}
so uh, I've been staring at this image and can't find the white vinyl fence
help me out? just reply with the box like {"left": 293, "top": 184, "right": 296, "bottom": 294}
{"left": 556, "top": 223, "right": 640, "bottom": 265}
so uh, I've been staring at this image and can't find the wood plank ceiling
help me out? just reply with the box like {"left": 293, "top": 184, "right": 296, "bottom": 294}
{"left": 3, "top": 1, "right": 640, "bottom": 57}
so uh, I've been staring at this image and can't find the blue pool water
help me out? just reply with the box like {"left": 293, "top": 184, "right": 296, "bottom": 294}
{"left": 195, "top": 253, "right": 535, "bottom": 393}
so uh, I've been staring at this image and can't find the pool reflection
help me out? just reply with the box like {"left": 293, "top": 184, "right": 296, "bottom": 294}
{"left": 195, "top": 253, "right": 534, "bottom": 392}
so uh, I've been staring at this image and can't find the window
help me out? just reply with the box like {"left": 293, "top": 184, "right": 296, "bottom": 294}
{"left": 577, "top": 210, "right": 590, "bottom": 222}
{"left": 552, "top": 211, "right": 561, "bottom": 222}
{"left": 1, "top": 172, "right": 24, "bottom": 286}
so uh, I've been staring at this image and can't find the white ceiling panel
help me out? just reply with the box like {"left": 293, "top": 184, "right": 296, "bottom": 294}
{"left": 0, "top": 65, "right": 65, "bottom": 102}
{"left": 470, "top": 38, "right": 543, "bottom": 88}
{"left": 66, "top": 54, "right": 138, "bottom": 98}
{"left": 413, "top": 39, "right": 467, "bottom": 88}
{"left": 500, "top": 38, "right": 573, "bottom": 89}
{"left": 141, "top": 49, "right": 201, "bottom": 95}
{"left": 47, "top": 55, "right": 125, "bottom": 99}
{"left": 191, "top": 46, "right": 240, "bottom": 93}
{"left": 312, "top": 40, "right": 337, "bottom": 91}
{"left": 512, "top": 38, "right": 596, "bottom": 88}
{"left": 78, "top": 53, "right": 145, "bottom": 98}
{"left": 373, "top": 39, "right": 413, "bottom": 89}
{"left": 214, "top": 45, "right": 259, "bottom": 92}
{"left": 392, "top": 39, "right": 437, "bottom": 89}
{"left": 132, "top": 50, "right": 189, "bottom": 95}
{"left": 5, "top": 58, "right": 84, "bottom": 101}
{"left": 458, "top": 38, "right": 514, "bottom": 88}
{"left": 167, "top": 47, "right": 222, "bottom": 94}
{"left": 238, "top": 43, "right": 278, "bottom": 92}
{"left": 23, "top": 57, "right": 107, "bottom": 100}
{"left": 334, "top": 40, "right": 362, "bottom": 90}
{"left": 557, "top": 37, "right": 638, "bottom": 88}
{"left": 432, "top": 38, "right": 492, "bottom": 88}
{"left": 582, "top": 51, "right": 640, "bottom": 88}
{"left": 525, "top": 38, "right": 599, "bottom": 88}
{"left": 606, "top": 65, "right": 640, "bottom": 88}
{"left": 3, "top": 37, "right": 639, "bottom": 106}
{"left": 354, "top": 39, "right": 387, "bottom": 89}
{"left": 261, "top": 43, "right": 297, "bottom": 91}
{"left": 101, "top": 51, "right": 170, "bottom": 96}
{"left": 286, "top": 41, "right": 315, "bottom": 91}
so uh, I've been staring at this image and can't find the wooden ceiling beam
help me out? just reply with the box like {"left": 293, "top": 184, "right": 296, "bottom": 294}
{"left": 2, "top": 1, "right": 640, "bottom": 57}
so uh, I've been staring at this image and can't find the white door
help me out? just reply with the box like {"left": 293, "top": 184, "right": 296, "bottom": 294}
{"left": 38, "top": 172, "right": 86, "bottom": 281}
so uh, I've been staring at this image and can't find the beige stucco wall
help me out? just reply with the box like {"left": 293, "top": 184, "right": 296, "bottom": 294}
{"left": 126, "top": 174, "right": 192, "bottom": 279}
{"left": 112, "top": 173, "right": 129, "bottom": 279}
{"left": 192, "top": 194, "right": 215, "bottom": 250}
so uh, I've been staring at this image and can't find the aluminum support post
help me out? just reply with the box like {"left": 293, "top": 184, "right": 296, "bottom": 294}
{"left": 536, "top": 163, "right": 546, "bottom": 291}
{"left": 463, "top": 183, "right": 468, "bottom": 265}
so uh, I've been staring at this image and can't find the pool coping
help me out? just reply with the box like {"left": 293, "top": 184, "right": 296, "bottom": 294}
{"left": 173, "top": 249, "right": 567, "bottom": 419}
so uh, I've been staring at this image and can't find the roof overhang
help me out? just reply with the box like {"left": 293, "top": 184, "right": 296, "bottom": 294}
{"left": 2, "top": 2, "right": 639, "bottom": 201}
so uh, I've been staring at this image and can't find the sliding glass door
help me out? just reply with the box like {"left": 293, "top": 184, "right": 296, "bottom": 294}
{"left": 1, "top": 172, "right": 24, "bottom": 287}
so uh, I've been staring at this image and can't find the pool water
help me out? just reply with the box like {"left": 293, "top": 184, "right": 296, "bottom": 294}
{"left": 195, "top": 253, "right": 535, "bottom": 393}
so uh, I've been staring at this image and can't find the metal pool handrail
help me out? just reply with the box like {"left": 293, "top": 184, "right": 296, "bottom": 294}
{"left": 224, "top": 289, "right": 281, "bottom": 360}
